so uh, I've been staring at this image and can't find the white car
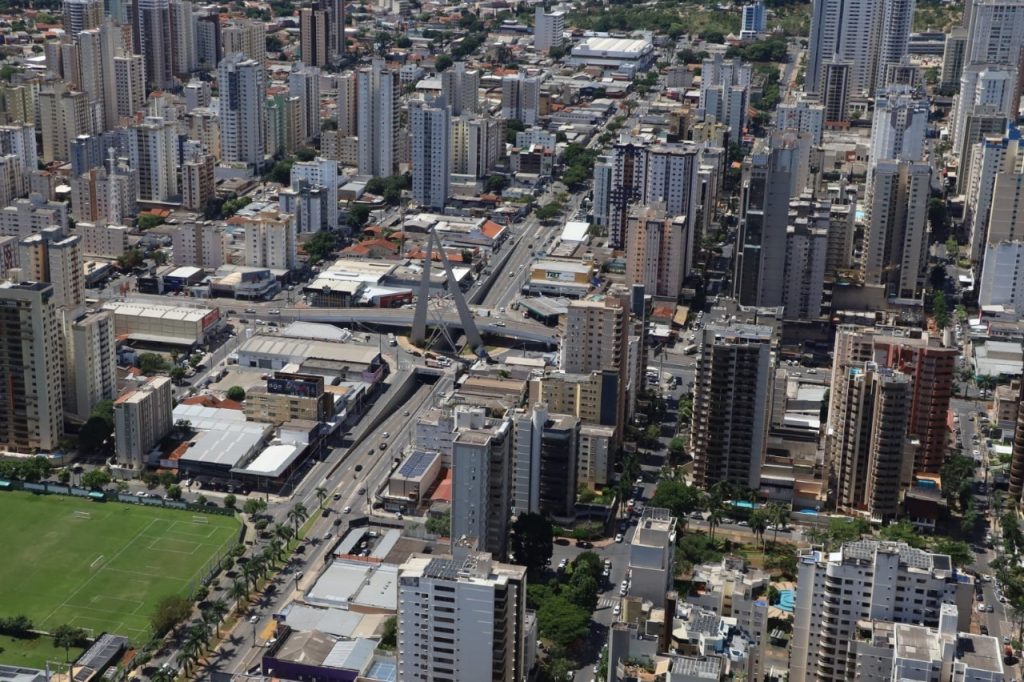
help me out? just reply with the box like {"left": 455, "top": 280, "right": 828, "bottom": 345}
{"left": 613, "top": 604, "right": 621, "bottom": 616}
{"left": 343, "top": 506, "right": 351, "bottom": 514}
{"left": 615, "top": 533, "right": 624, "bottom": 543}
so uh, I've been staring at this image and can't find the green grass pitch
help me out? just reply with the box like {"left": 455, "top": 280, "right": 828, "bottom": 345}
{"left": 0, "top": 492, "right": 240, "bottom": 648}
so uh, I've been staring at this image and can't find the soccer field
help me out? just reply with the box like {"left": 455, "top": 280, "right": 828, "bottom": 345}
{"left": 0, "top": 492, "right": 240, "bottom": 645}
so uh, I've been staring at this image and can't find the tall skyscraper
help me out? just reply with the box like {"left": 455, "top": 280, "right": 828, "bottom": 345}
{"left": 397, "top": 547, "right": 528, "bottom": 682}
{"left": 740, "top": 0, "right": 766, "bottom": 38}
{"left": 218, "top": 53, "right": 266, "bottom": 166}
{"left": 691, "top": 322, "right": 773, "bottom": 491}
{"left": 328, "top": 0, "right": 346, "bottom": 61}
{"left": 867, "top": 85, "right": 928, "bottom": 187}
{"left": 113, "top": 53, "right": 147, "bottom": 119}
{"left": 356, "top": 59, "right": 398, "bottom": 177}
{"left": 129, "top": 116, "right": 178, "bottom": 202}
{"left": 965, "top": 0, "right": 1024, "bottom": 69}
{"left": 822, "top": 58, "right": 851, "bottom": 123}
{"left": 939, "top": 27, "right": 968, "bottom": 94}
{"left": 450, "top": 114, "right": 501, "bottom": 178}
{"left": 534, "top": 6, "right": 565, "bottom": 52}
{"left": 336, "top": 71, "right": 356, "bottom": 136}
{"left": 288, "top": 62, "right": 321, "bottom": 144}
{"left": 63, "top": 0, "right": 102, "bottom": 37}
{"left": 776, "top": 93, "right": 826, "bottom": 144}
{"left": 952, "top": 64, "right": 1017, "bottom": 151}
{"left": 299, "top": 5, "right": 329, "bottom": 67}
{"left": 221, "top": 19, "right": 266, "bottom": 65}
{"left": 38, "top": 83, "right": 90, "bottom": 163}
{"left": 133, "top": 0, "right": 175, "bottom": 90}
{"left": 862, "top": 160, "right": 931, "bottom": 299}
{"left": 510, "top": 404, "right": 580, "bottom": 522}
{"left": 410, "top": 98, "right": 450, "bottom": 210}
{"left": 169, "top": 0, "right": 197, "bottom": 77}
{"left": 451, "top": 417, "right": 512, "bottom": 558}
{"left": 734, "top": 133, "right": 810, "bottom": 307}
{"left": 964, "top": 123, "right": 1021, "bottom": 259}
{"left": 782, "top": 196, "right": 830, "bottom": 320}
{"left": 440, "top": 62, "right": 480, "bottom": 116}
{"left": 806, "top": 0, "right": 914, "bottom": 96}
{"left": 195, "top": 8, "right": 221, "bottom": 70}
{"left": 501, "top": 72, "right": 540, "bottom": 125}
{"left": 0, "top": 281, "right": 65, "bottom": 452}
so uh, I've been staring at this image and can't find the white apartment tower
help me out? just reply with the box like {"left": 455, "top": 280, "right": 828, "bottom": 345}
{"left": 356, "top": 59, "right": 399, "bottom": 177}
{"left": 501, "top": 72, "right": 540, "bottom": 125}
{"left": 450, "top": 114, "right": 501, "bottom": 178}
{"left": 221, "top": 19, "right": 266, "bottom": 65}
{"left": 243, "top": 208, "right": 298, "bottom": 270}
{"left": 863, "top": 160, "right": 931, "bottom": 299}
{"left": 628, "top": 508, "right": 677, "bottom": 604}
{"left": 113, "top": 54, "right": 146, "bottom": 120}
{"left": 290, "top": 157, "right": 339, "bottom": 231}
{"left": 451, "top": 418, "right": 513, "bottom": 559}
{"left": 18, "top": 232, "right": 84, "bottom": 313}
{"left": 777, "top": 94, "right": 826, "bottom": 144}
{"left": 0, "top": 281, "right": 65, "bottom": 452}
{"left": 410, "top": 98, "right": 451, "bottom": 210}
{"left": 336, "top": 71, "right": 357, "bottom": 136}
{"left": 534, "top": 6, "right": 565, "bottom": 53}
{"left": 782, "top": 197, "right": 830, "bottom": 320}
{"left": 288, "top": 62, "right": 321, "bottom": 145}
{"left": 397, "top": 549, "right": 528, "bottom": 682}
{"left": 129, "top": 116, "right": 178, "bottom": 202}
{"left": 700, "top": 54, "right": 752, "bottom": 136}
{"left": 964, "top": 123, "right": 1021, "bottom": 259}
{"left": 441, "top": 62, "right": 481, "bottom": 116}
{"left": 952, "top": 65, "right": 1017, "bottom": 152}
{"left": 64, "top": 309, "right": 116, "bottom": 421}
{"left": 218, "top": 53, "right": 266, "bottom": 167}
{"left": 38, "top": 83, "right": 89, "bottom": 163}
{"left": 868, "top": 86, "right": 928, "bottom": 186}
{"left": 63, "top": 0, "right": 102, "bottom": 37}
{"left": 790, "top": 540, "right": 973, "bottom": 682}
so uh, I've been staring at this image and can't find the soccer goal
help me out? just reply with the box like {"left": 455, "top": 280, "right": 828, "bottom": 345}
{"left": 72, "top": 511, "right": 92, "bottom": 519}
{"left": 191, "top": 516, "right": 209, "bottom": 524}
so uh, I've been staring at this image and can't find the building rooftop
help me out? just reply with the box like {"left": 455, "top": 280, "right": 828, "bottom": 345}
{"left": 240, "top": 335, "right": 382, "bottom": 366}
{"left": 956, "top": 633, "right": 1004, "bottom": 673}
{"left": 305, "top": 560, "right": 399, "bottom": 611}
{"left": 669, "top": 655, "right": 722, "bottom": 679}
{"left": 894, "top": 623, "right": 941, "bottom": 663}
{"left": 103, "top": 300, "right": 216, "bottom": 322}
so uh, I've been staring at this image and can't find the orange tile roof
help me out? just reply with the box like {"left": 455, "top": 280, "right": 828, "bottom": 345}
{"left": 180, "top": 395, "right": 244, "bottom": 410}
{"left": 480, "top": 220, "right": 504, "bottom": 238}
{"left": 431, "top": 469, "right": 453, "bottom": 502}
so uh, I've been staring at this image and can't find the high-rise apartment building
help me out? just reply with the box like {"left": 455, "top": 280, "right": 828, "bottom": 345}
{"left": 63, "top": 0, "right": 102, "bottom": 37}
{"left": 940, "top": 27, "right": 968, "bottom": 94}
{"left": 441, "top": 62, "right": 481, "bottom": 116}
{"left": 113, "top": 53, "right": 147, "bottom": 120}
{"left": 700, "top": 54, "right": 751, "bottom": 136}
{"left": 336, "top": 71, "right": 356, "bottom": 136}
{"left": 113, "top": 376, "right": 173, "bottom": 469}
{"left": 776, "top": 94, "right": 826, "bottom": 144}
{"left": 625, "top": 205, "right": 688, "bottom": 299}
{"left": 450, "top": 114, "right": 501, "bottom": 178}
{"left": 129, "top": 116, "right": 178, "bottom": 202}
{"left": 64, "top": 309, "right": 116, "bottom": 421}
{"left": 356, "top": 59, "right": 398, "bottom": 177}
{"left": 288, "top": 62, "right": 321, "bottom": 144}
{"left": 510, "top": 404, "right": 579, "bottom": 523}
{"left": 397, "top": 548, "right": 528, "bottom": 682}
{"left": 299, "top": 6, "right": 329, "bottom": 67}
{"left": 221, "top": 19, "right": 266, "bottom": 65}
{"left": 628, "top": 507, "right": 677, "bottom": 604}
{"left": 790, "top": 540, "right": 973, "bottom": 682}
{"left": 806, "top": 0, "right": 914, "bottom": 96}
{"left": 965, "top": 124, "right": 1020, "bottom": 259}
{"left": 71, "top": 160, "right": 138, "bottom": 227}
{"left": 289, "top": 157, "right": 338, "bottom": 230}
{"left": 18, "top": 232, "right": 84, "bottom": 312}
{"left": 832, "top": 363, "right": 912, "bottom": 520}
{"left": 0, "top": 281, "right": 65, "bottom": 452}
{"left": 169, "top": 0, "right": 197, "bottom": 77}
{"left": 965, "top": 0, "right": 1024, "bottom": 70}
{"left": 0, "top": 194, "right": 69, "bottom": 240}
{"left": 328, "top": 0, "right": 345, "bottom": 61}
{"left": 38, "top": 83, "right": 89, "bottom": 163}
{"left": 451, "top": 417, "right": 512, "bottom": 559}
{"left": 740, "top": 0, "right": 766, "bottom": 38}
{"left": 691, "top": 322, "right": 773, "bottom": 491}
{"left": 952, "top": 65, "right": 1017, "bottom": 153}
{"left": 863, "top": 160, "right": 931, "bottom": 299}
{"left": 133, "top": 0, "right": 174, "bottom": 90}
{"left": 410, "top": 98, "right": 450, "bottom": 210}
{"left": 195, "top": 8, "right": 221, "bottom": 70}
{"left": 182, "top": 152, "right": 215, "bottom": 212}
{"left": 734, "top": 133, "right": 809, "bottom": 307}
{"left": 868, "top": 86, "right": 928, "bottom": 185}
{"left": 242, "top": 207, "right": 297, "bottom": 270}
{"left": 501, "top": 72, "right": 540, "bottom": 125}
{"left": 822, "top": 59, "right": 851, "bottom": 124}
{"left": 218, "top": 53, "right": 266, "bottom": 166}
{"left": 534, "top": 6, "right": 565, "bottom": 52}
{"left": 171, "top": 218, "right": 225, "bottom": 269}
{"left": 782, "top": 196, "right": 830, "bottom": 320}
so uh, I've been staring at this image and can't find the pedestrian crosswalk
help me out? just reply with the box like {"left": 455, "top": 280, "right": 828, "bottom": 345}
{"left": 598, "top": 597, "right": 620, "bottom": 609}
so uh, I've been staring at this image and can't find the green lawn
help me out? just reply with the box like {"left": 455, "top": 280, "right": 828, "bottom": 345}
{"left": 0, "top": 634, "right": 85, "bottom": 669}
{"left": 0, "top": 492, "right": 239, "bottom": 653}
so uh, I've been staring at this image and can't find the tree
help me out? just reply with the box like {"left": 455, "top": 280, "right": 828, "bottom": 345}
{"left": 229, "top": 579, "right": 249, "bottom": 607}
{"left": 137, "top": 213, "right": 164, "bottom": 230}
{"left": 268, "top": 159, "right": 294, "bottom": 185}
{"left": 296, "top": 147, "right": 316, "bottom": 162}
{"left": 0, "top": 615, "right": 33, "bottom": 637}
{"left": 535, "top": 203, "right": 562, "bottom": 221}
{"left": 945, "top": 237, "right": 959, "bottom": 258}
{"left": 303, "top": 230, "right": 337, "bottom": 263}
{"left": 224, "top": 493, "right": 237, "bottom": 509}
{"left": 151, "top": 594, "right": 193, "bottom": 637}
{"left": 484, "top": 174, "right": 509, "bottom": 194}
{"left": 116, "top": 248, "right": 144, "bottom": 271}
{"left": 509, "top": 513, "right": 553, "bottom": 576}
{"left": 425, "top": 510, "right": 451, "bottom": 536}
{"left": 932, "top": 538, "right": 972, "bottom": 568}
{"left": 749, "top": 509, "right": 768, "bottom": 551}
{"left": 243, "top": 498, "right": 267, "bottom": 516}
{"left": 287, "top": 503, "right": 310, "bottom": 538}
{"left": 707, "top": 505, "right": 723, "bottom": 541}
{"left": 650, "top": 480, "right": 703, "bottom": 517}
{"left": 379, "top": 616, "right": 397, "bottom": 650}
{"left": 226, "top": 386, "right": 246, "bottom": 402}
{"left": 273, "top": 522, "right": 294, "bottom": 546}
{"left": 166, "top": 484, "right": 182, "bottom": 500}
{"left": 932, "top": 291, "right": 950, "bottom": 329}
{"left": 536, "top": 596, "right": 590, "bottom": 648}
{"left": 138, "top": 352, "right": 170, "bottom": 376}
{"left": 81, "top": 468, "right": 111, "bottom": 490}
{"left": 347, "top": 205, "right": 371, "bottom": 228}
{"left": 315, "top": 486, "right": 329, "bottom": 509}
{"left": 435, "top": 54, "right": 454, "bottom": 71}
{"left": 202, "top": 600, "right": 229, "bottom": 637}
{"left": 396, "top": 35, "right": 412, "bottom": 48}
{"left": 169, "top": 366, "right": 186, "bottom": 384}
{"left": 51, "top": 624, "right": 88, "bottom": 662}
{"left": 766, "top": 502, "right": 788, "bottom": 545}
{"left": 940, "top": 455, "right": 975, "bottom": 512}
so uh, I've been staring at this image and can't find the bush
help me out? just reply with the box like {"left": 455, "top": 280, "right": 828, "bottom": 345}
{"left": 150, "top": 595, "right": 192, "bottom": 637}
{"left": 226, "top": 386, "right": 246, "bottom": 402}
{"left": 0, "top": 615, "right": 33, "bottom": 637}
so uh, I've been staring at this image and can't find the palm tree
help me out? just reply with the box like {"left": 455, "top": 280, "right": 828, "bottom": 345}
{"left": 287, "top": 503, "right": 309, "bottom": 539}
{"left": 189, "top": 621, "right": 212, "bottom": 654}
{"left": 274, "top": 522, "right": 294, "bottom": 547}
{"left": 204, "top": 600, "right": 229, "bottom": 637}
{"left": 767, "top": 502, "right": 789, "bottom": 546}
{"left": 260, "top": 546, "right": 276, "bottom": 574}
{"left": 707, "top": 506, "right": 723, "bottom": 542}
{"left": 242, "top": 560, "right": 260, "bottom": 591}
{"left": 315, "top": 486, "right": 329, "bottom": 509}
{"left": 229, "top": 579, "right": 249, "bottom": 611}
{"left": 749, "top": 510, "right": 768, "bottom": 554}
{"left": 269, "top": 538, "right": 284, "bottom": 562}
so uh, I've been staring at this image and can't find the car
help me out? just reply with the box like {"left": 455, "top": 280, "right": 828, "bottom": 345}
{"left": 322, "top": 532, "right": 332, "bottom": 541}
{"left": 604, "top": 559, "right": 611, "bottom": 567}
{"left": 981, "top": 625, "right": 989, "bottom": 635}
{"left": 403, "top": 410, "right": 410, "bottom": 416}
{"left": 245, "top": 308, "right": 257, "bottom": 314}
{"left": 358, "top": 487, "right": 367, "bottom": 495}
{"left": 635, "top": 476, "right": 644, "bottom": 486}
{"left": 988, "top": 604, "right": 995, "bottom": 612}
{"left": 332, "top": 518, "right": 342, "bottom": 526}
{"left": 558, "top": 559, "right": 568, "bottom": 570}
{"left": 321, "top": 508, "right": 330, "bottom": 517}
{"left": 268, "top": 309, "right": 280, "bottom": 315}
{"left": 334, "top": 493, "right": 342, "bottom": 501}
{"left": 602, "top": 569, "right": 610, "bottom": 578}
{"left": 495, "top": 321, "right": 506, "bottom": 327}
{"left": 396, "top": 512, "right": 404, "bottom": 520}
{"left": 382, "top": 432, "right": 390, "bottom": 438}
{"left": 295, "top": 545, "right": 306, "bottom": 554}
{"left": 615, "top": 533, "right": 624, "bottom": 543}
{"left": 135, "top": 491, "right": 148, "bottom": 498}
{"left": 343, "top": 505, "right": 351, "bottom": 513}
{"left": 613, "top": 604, "right": 621, "bottom": 616}
{"left": 379, "top": 442, "right": 388, "bottom": 451}
{"left": 978, "top": 604, "right": 987, "bottom": 613}
{"left": 249, "top": 615, "right": 259, "bottom": 624}
{"left": 619, "top": 587, "right": 627, "bottom": 596}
